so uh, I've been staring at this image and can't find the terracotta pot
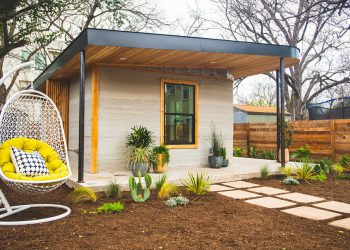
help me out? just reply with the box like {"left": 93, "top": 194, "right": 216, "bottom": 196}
{"left": 153, "top": 153, "right": 167, "bottom": 173}
{"left": 278, "top": 148, "right": 290, "bottom": 163}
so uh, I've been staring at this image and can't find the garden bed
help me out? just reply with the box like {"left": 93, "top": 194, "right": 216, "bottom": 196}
{"left": 0, "top": 180, "right": 350, "bottom": 249}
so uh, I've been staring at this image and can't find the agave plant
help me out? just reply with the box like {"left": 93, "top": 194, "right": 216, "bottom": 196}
{"left": 181, "top": 172, "right": 212, "bottom": 196}
{"left": 294, "top": 162, "right": 316, "bottom": 183}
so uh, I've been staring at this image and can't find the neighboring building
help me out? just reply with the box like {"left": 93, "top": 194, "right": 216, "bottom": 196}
{"left": 233, "top": 105, "right": 291, "bottom": 123}
{"left": 32, "top": 28, "right": 299, "bottom": 175}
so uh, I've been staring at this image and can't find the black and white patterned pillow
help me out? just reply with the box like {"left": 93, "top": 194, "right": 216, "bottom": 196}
{"left": 10, "top": 147, "right": 49, "bottom": 177}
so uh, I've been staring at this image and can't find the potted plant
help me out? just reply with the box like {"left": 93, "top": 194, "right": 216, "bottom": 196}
{"left": 208, "top": 124, "right": 224, "bottom": 168}
{"left": 126, "top": 126, "right": 153, "bottom": 176}
{"left": 220, "top": 147, "right": 229, "bottom": 167}
{"left": 151, "top": 145, "right": 170, "bottom": 173}
{"left": 278, "top": 121, "right": 293, "bottom": 163}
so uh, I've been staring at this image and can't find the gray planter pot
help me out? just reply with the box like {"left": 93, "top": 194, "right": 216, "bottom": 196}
{"left": 131, "top": 162, "right": 149, "bottom": 176}
{"left": 222, "top": 159, "right": 229, "bottom": 167}
{"left": 208, "top": 156, "right": 223, "bottom": 168}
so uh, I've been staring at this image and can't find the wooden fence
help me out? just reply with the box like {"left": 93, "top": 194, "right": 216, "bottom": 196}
{"left": 233, "top": 119, "right": 350, "bottom": 160}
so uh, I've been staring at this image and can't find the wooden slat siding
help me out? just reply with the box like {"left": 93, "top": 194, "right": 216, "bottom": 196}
{"left": 91, "top": 65, "right": 99, "bottom": 173}
{"left": 46, "top": 79, "right": 69, "bottom": 142}
{"left": 233, "top": 119, "right": 350, "bottom": 160}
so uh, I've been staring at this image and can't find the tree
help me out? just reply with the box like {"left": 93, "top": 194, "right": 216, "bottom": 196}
{"left": 211, "top": 0, "right": 350, "bottom": 119}
{"left": 237, "top": 80, "right": 276, "bottom": 107}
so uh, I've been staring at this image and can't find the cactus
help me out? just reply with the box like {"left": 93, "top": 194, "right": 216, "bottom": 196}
{"left": 129, "top": 171, "right": 152, "bottom": 202}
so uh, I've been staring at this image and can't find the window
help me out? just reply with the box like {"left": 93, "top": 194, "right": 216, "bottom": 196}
{"left": 161, "top": 79, "right": 198, "bottom": 148}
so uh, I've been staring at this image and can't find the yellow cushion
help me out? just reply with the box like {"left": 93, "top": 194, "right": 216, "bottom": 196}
{"left": 0, "top": 138, "right": 69, "bottom": 181}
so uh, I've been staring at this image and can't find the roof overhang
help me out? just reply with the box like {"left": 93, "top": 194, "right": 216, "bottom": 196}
{"left": 33, "top": 28, "right": 300, "bottom": 89}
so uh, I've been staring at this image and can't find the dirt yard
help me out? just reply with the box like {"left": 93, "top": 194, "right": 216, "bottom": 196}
{"left": 0, "top": 178, "right": 350, "bottom": 249}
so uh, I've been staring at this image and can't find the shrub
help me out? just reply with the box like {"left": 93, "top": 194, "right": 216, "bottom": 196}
{"left": 181, "top": 172, "right": 211, "bottom": 196}
{"left": 164, "top": 196, "right": 190, "bottom": 207}
{"left": 294, "top": 162, "right": 316, "bottom": 182}
{"left": 69, "top": 187, "right": 97, "bottom": 203}
{"left": 250, "top": 145, "right": 258, "bottom": 158}
{"left": 260, "top": 165, "right": 269, "bottom": 178}
{"left": 339, "top": 155, "right": 350, "bottom": 169}
{"left": 333, "top": 163, "right": 345, "bottom": 176}
{"left": 280, "top": 166, "right": 293, "bottom": 177}
{"left": 158, "top": 182, "right": 178, "bottom": 199}
{"left": 314, "top": 159, "right": 333, "bottom": 174}
{"left": 155, "top": 174, "right": 167, "bottom": 191}
{"left": 126, "top": 125, "right": 153, "bottom": 148}
{"left": 233, "top": 146, "right": 244, "bottom": 157}
{"left": 106, "top": 182, "right": 121, "bottom": 199}
{"left": 97, "top": 202, "right": 124, "bottom": 213}
{"left": 312, "top": 171, "right": 328, "bottom": 182}
{"left": 260, "top": 150, "right": 267, "bottom": 159}
{"left": 283, "top": 176, "right": 299, "bottom": 185}
{"left": 291, "top": 145, "right": 311, "bottom": 162}
{"left": 267, "top": 150, "right": 276, "bottom": 160}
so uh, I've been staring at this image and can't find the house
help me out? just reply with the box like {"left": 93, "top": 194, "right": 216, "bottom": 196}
{"left": 32, "top": 28, "right": 299, "bottom": 179}
{"left": 233, "top": 105, "right": 292, "bottom": 123}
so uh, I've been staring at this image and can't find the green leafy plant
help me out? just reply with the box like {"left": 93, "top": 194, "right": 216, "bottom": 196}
{"left": 339, "top": 155, "right": 350, "bottom": 169}
{"left": 164, "top": 196, "right": 190, "bottom": 207}
{"left": 260, "top": 165, "right": 270, "bottom": 178}
{"left": 233, "top": 146, "right": 245, "bottom": 157}
{"left": 333, "top": 163, "right": 345, "bottom": 177}
{"left": 97, "top": 202, "right": 124, "bottom": 213}
{"left": 284, "top": 121, "right": 293, "bottom": 148}
{"left": 250, "top": 145, "right": 259, "bottom": 158}
{"left": 210, "top": 123, "right": 224, "bottom": 157}
{"left": 291, "top": 145, "right": 311, "bottom": 162}
{"left": 267, "top": 150, "right": 276, "bottom": 160}
{"left": 219, "top": 147, "right": 227, "bottom": 159}
{"left": 294, "top": 162, "right": 316, "bottom": 183}
{"left": 155, "top": 174, "right": 167, "bottom": 191}
{"left": 126, "top": 125, "right": 153, "bottom": 148}
{"left": 129, "top": 172, "right": 152, "bottom": 202}
{"left": 158, "top": 182, "right": 178, "bottom": 199}
{"left": 314, "top": 159, "right": 333, "bottom": 174}
{"left": 69, "top": 187, "right": 97, "bottom": 203}
{"left": 283, "top": 176, "right": 299, "bottom": 185}
{"left": 312, "top": 171, "right": 328, "bottom": 182}
{"left": 280, "top": 166, "right": 293, "bottom": 177}
{"left": 106, "top": 182, "right": 121, "bottom": 199}
{"left": 151, "top": 144, "right": 170, "bottom": 166}
{"left": 127, "top": 147, "right": 152, "bottom": 167}
{"left": 260, "top": 150, "right": 267, "bottom": 159}
{"left": 181, "top": 172, "right": 212, "bottom": 196}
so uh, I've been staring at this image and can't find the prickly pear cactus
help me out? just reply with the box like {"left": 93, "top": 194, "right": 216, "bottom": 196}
{"left": 129, "top": 171, "right": 152, "bottom": 202}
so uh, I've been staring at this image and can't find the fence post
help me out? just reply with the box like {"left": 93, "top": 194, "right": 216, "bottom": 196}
{"left": 330, "top": 119, "right": 335, "bottom": 160}
{"left": 247, "top": 123, "right": 250, "bottom": 157}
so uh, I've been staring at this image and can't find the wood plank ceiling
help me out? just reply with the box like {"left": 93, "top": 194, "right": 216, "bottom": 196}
{"left": 52, "top": 45, "right": 299, "bottom": 80}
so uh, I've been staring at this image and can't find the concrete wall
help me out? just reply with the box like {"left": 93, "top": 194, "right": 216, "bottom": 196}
{"left": 98, "top": 66, "right": 233, "bottom": 173}
{"left": 68, "top": 69, "right": 92, "bottom": 171}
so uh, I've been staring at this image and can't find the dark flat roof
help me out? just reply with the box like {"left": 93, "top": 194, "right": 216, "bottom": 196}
{"left": 33, "top": 28, "right": 299, "bottom": 88}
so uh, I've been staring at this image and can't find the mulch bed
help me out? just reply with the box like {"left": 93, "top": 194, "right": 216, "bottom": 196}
{"left": 0, "top": 178, "right": 350, "bottom": 250}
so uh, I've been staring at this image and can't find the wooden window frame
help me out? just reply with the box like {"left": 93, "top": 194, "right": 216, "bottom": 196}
{"left": 160, "top": 78, "right": 198, "bottom": 149}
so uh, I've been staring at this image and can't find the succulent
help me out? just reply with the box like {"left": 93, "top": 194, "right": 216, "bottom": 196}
{"left": 129, "top": 171, "right": 152, "bottom": 202}
{"left": 283, "top": 176, "right": 300, "bottom": 185}
{"left": 164, "top": 196, "right": 189, "bottom": 207}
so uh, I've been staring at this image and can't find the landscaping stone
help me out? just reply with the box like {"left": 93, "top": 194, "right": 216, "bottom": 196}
{"left": 276, "top": 192, "right": 325, "bottom": 203}
{"left": 281, "top": 206, "right": 341, "bottom": 220}
{"left": 210, "top": 184, "right": 234, "bottom": 192}
{"left": 328, "top": 217, "right": 350, "bottom": 230}
{"left": 245, "top": 197, "right": 296, "bottom": 208}
{"left": 218, "top": 190, "right": 261, "bottom": 199}
{"left": 313, "top": 201, "right": 350, "bottom": 214}
{"left": 247, "top": 186, "right": 289, "bottom": 195}
{"left": 221, "top": 181, "right": 260, "bottom": 189}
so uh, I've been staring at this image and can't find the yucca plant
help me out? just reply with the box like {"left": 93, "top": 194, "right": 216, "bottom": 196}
{"left": 69, "top": 187, "right": 97, "bottom": 203}
{"left": 280, "top": 166, "right": 293, "bottom": 177}
{"left": 294, "top": 162, "right": 316, "bottom": 183}
{"left": 181, "top": 172, "right": 212, "bottom": 196}
{"left": 158, "top": 182, "right": 178, "bottom": 199}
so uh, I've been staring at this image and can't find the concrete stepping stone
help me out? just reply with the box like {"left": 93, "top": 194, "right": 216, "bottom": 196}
{"left": 276, "top": 192, "right": 325, "bottom": 203}
{"left": 247, "top": 186, "right": 289, "bottom": 195}
{"left": 281, "top": 206, "right": 341, "bottom": 220}
{"left": 329, "top": 217, "right": 350, "bottom": 230}
{"left": 210, "top": 184, "right": 234, "bottom": 192}
{"left": 221, "top": 181, "right": 260, "bottom": 189}
{"left": 245, "top": 197, "right": 296, "bottom": 209}
{"left": 313, "top": 201, "right": 350, "bottom": 214}
{"left": 218, "top": 190, "right": 261, "bottom": 199}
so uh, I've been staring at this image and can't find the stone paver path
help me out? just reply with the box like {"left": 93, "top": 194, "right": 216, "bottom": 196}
{"left": 214, "top": 180, "right": 350, "bottom": 231}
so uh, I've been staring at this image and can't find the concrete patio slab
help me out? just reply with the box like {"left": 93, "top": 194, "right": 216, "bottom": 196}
{"left": 222, "top": 181, "right": 260, "bottom": 189}
{"left": 245, "top": 197, "right": 296, "bottom": 208}
{"left": 210, "top": 184, "right": 234, "bottom": 192}
{"left": 329, "top": 217, "right": 350, "bottom": 230}
{"left": 247, "top": 186, "right": 289, "bottom": 195}
{"left": 281, "top": 206, "right": 341, "bottom": 220}
{"left": 313, "top": 201, "right": 350, "bottom": 214}
{"left": 218, "top": 190, "right": 261, "bottom": 199}
{"left": 276, "top": 192, "right": 325, "bottom": 203}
